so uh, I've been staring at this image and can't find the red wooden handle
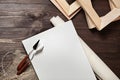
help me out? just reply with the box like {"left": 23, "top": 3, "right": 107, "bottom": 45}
{"left": 17, "top": 55, "right": 29, "bottom": 71}
{"left": 17, "top": 60, "right": 30, "bottom": 75}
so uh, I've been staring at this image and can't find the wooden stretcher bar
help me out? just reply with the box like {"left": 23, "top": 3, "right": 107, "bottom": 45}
{"left": 50, "top": 0, "right": 81, "bottom": 20}
{"left": 77, "top": 0, "right": 120, "bottom": 30}
{"left": 51, "top": 0, "right": 120, "bottom": 30}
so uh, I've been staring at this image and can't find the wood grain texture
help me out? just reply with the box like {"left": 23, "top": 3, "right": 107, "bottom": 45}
{"left": 0, "top": 0, "right": 50, "bottom": 4}
{"left": 0, "top": 0, "right": 120, "bottom": 80}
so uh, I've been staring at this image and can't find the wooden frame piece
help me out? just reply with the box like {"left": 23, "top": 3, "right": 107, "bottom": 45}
{"left": 83, "top": 0, "right": 95, "bottom": 29}
{"left": 50, "top": 0, "right": 81, "bottom": 20}
{"left": 51, "top": 0, "right": 120, "bottom": 30}
{"left": 77, "top": 0, "right": 120, "bottom": 30}
{"left": 109, "top": 0, "right": 120, "bottom": 21}
{"left": 85, "top": 0, "right": 120, "bottom": 29}
{"left": 50, "top": 0, "right": 94, "bottom": 29}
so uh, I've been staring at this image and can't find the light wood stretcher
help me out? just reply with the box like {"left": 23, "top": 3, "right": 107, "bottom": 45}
{"left": 50, "top": 0, "right": 120, "bottom": 30}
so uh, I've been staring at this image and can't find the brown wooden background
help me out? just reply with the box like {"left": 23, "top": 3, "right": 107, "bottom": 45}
{"left": 0, "top": 0, "right": 120, "bottom": 80}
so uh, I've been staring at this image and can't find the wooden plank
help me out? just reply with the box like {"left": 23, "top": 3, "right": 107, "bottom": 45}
{"left": 109, "top": 0, "right": 120, "bottom": 21}
{"left": 0, "top": 27, "right": 42, "bottom": 39}
{"left": 55, "top": 0, "right": 81, "bottom": 16}
{"left": 69, "top": 1, "right": 81, "bottom": 15}
{"left": 0, "top": 42, "right": 22, "bottom": 48}
{"left": 0, "top": 16, "right": 44, "bottom": 28}
{"left": 0, "top": 11, "right": 25, "bottom": 16}
{"left": 0, "top": 0, "right": 49, "bottom": 4}
{"left": 100, "top": 8, "right": 120, "bottom": 30}
{"left": 50, "top": 0, "right": 80, "bottom": 20}
{"left": 77, "top": 0, "right": 101, "bottom": 30}
{"left": 0, "top": 10, "right": 53, "bottom": 28}
{"left": 0, "top": 3, "right": 61, "bottom": 28}
{"left": 0, "top": 4, "right": 46, "bottom": 11}
{"left": 83, "top": 0, "right": 95, "bottom": 29}
{"left": 0, "top": 16, "right": 29, "bottom": 27}
{"left": 56, "top": 0, "right": 70, "bottom": 15}
{"left": 0, "top": 3, "right": 62, "bottom": 18}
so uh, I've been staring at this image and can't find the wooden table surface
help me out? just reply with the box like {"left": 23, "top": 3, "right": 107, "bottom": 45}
{"left": 0, "top": 0, "right": 120, "bottom": 80}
